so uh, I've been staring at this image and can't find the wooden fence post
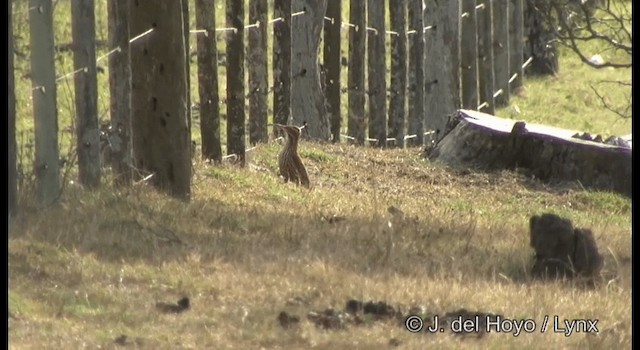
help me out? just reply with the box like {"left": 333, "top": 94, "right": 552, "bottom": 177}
{"left": 407, "top": 0, "right": 425, "bottom": 146}
{"left": 226, "top": 0, "right": 245, "bottom": 164}
{"left": 477, "top": 1, "right": 496, "bottom": 115}
{"left": 29, "top": 0, "right": 61, "bottom": 206}
{"left": 249, "top": 0, "right": 268, "bottom": 145}
{"left": 129, "top": 0, "right": 191, "bottom": 199}
{"left": 9, "top": 0, "right": 17, "bottom": 214}
{"left": 367, "top": 0, "right": 387, "bottom": 147}
{"left": 347, "top": 0, "right": 366, "bottom": 145}
{"left": 195, "top": 0, "right": 222, "bottom": 162}
{"left": 290, "top": 0, "right": 330, "bottom": 140}
{"left": 460, "top": 0, "right": 479, "bottom": 110}
{"left": 389, "top": 0, "right": 407, "bottom": 148}
{"left": 424, "top": 0, "right": 461, "bottom": 135}
{"left": 182, "top": 0, "right": 191, "bottom": 154}
{"left": 324, "top": 0, "right": 342, "bottom": 143}
{"left": 509, "top": 0, "right": 525, "bottom": 91}
{"left": 108, "top": 0, "right": 133, "bottom": 183}
{"left": 273, "top": 0, "right": 291, "bottom": 132}
{"left": 524, "top": 0, "right": 558, "bottom": 76}
{"left": 492, "top": 0, "right": 510, "bottom": 107}
{"left": 72, "top": 0, "right": 101, "bottom": 188}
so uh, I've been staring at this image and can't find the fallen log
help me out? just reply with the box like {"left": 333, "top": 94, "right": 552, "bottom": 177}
{"left": 427, "top": 109, "right": 631, "bottom": 197}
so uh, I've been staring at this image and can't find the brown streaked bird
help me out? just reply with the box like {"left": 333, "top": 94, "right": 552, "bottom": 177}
{"left": 268, "top": 123, "right": 310, "bottom": 187}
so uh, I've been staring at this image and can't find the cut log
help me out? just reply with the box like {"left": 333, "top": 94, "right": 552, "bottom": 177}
{"left": 427, "top": 109, "right": 631, "bottom": 197}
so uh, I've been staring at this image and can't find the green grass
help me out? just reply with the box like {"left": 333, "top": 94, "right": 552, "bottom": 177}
{"left": 10, "top": 1, "right": 631, "bottom": 349}
{"left": 494, "top": 1, "right": 631, "bottom": 136}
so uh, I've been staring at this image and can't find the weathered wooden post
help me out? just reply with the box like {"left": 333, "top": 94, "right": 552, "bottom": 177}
{"left": 509, "top": 0, "right": 525, "bottom": 91}
{"left": 226, "top": 0, "right": 245, "bottom": 164}
{"left": 195, "top": 0, "right": 222, "bottom": 162}
{"left": 273, "top": 0, "right": 291, "bottom": 131}
{"left": 492, "top": 0, "right": 510, "bottom": 107}
{"left": 324, "top": 0, "right": 342, "bottom": 143}
{"left": 460, "top": 0, "right": 479, "bottom": 110}
{"left": 249, "top": 0, "right": 268, "bottom": 144}
{"left": 424, "top": 0, "right": 461, "bottom": 134}
{"left": 477, "top": 1, "right": 496, "bottom": 115}
{"left": 347, "top": 0, "right": 366, "bottom": 145}
{"left": 29, "top": 0, "right": 61, "bottom": 206}
{"left": 407, "top": 0, "right": 425, "bottom": 146}
{"left": 367, "top": 0, "right": 387, "bottom": 147}
{"left": 389, "top": 0, "right": 407, "bottom": 148}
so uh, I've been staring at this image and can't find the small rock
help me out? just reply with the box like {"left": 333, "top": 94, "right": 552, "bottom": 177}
{"left": 581, "top": 133, "right": 593, "bottom": 141}
{"left": 345, "top": 299, "right": 364, "bottom": 315}
{"left": 363, "top": 301, "right": 398, "bottom": 319}
{"left": 387, "top": 206, "right": 405, "bottom": 220}
{"left": 278, "top": 311, "right": 300, "bottom": 329}
{"left": 114, "top": 335, "right": 128, "bottom": 346}
{"left": 113, "top": 334, "right": 144, "bottom": 347}
{"left": 156, "top": 297, "right": 190, "bottom": 314}
{"left": 389, "top": 338, "right": 402, "bottom": 347}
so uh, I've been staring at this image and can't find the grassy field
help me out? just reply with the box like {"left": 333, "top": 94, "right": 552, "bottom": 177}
{"left": 9, "top": 1, "right": 631, "bottom": 349}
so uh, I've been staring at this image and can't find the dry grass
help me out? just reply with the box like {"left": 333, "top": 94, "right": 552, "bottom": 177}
{"left": 10, "top": 1, "right": 631, "bottom": 348}
{"left": 9, "top": 142, "right": 631, "bottom": 349}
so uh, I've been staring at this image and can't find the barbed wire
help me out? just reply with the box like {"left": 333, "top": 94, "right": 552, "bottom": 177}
{"left": 339, "top": 130, "right": 438, "bottom": 144}
{"left": 31, "top": 27, "right": 156, "bottom": 92}
{"left": 476, "top": 56, "right": 534, "bottom": 111}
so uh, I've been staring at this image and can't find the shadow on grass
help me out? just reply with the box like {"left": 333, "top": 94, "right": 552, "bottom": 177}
{"left": 9, "top": 185, "right": 537, "bottom": 286}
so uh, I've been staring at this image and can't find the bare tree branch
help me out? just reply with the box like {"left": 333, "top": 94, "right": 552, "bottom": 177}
{"left": 589, "top": 82, "right": 631, "bottom": 120}
{"left": 533, "top": 0, "right": 632, "bottom": 120}
{"left": 546, "top": 0, "right": 631, "bottom": 69}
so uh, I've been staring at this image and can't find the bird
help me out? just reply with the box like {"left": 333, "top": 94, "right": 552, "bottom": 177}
{"left": 268, "top": 122, "right": 310, "bottom": 187}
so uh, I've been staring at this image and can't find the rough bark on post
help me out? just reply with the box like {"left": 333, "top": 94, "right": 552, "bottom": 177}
{"left": 72, "top": 0, "right": 101, "bottom": 188}
{"left": 509, "top": 0, "right": 524, "bottom": 91}
{"left": 226, "top": 0, "right": 245, "bottom": 164}
{"left": 107, "top": 0, "right": 132, "bottom": 185}
{"left": 407, "top": 0, "right": 425, "bottom": 146}
{"left": 129, "top": 0, "right": 191, "bottom": 199}
{"left": 29, "top": 0, "right": 60, "bottom": 207}
{"left": 423, "top": 0, "right": 461, "bottom": 135}
{"left": 273, "top": 0, "right": 291, "bottom": 132}
{"left": 182, "top": 0, "right": 191, "bottom": 152}
{"left": 249, "top": 0, "right": 268, "bottom": 145}
{"left": 524, "top": 0, "right": 558, "bottom": 75}
{"left": 492, "top": 0, "right": 510, "bottom": 107}
{"left": 291, "top": 0, "right": 330, "bottom": 140}
{"left": 367, "top": 0, "right": 387, "bottom": 147}
{"left": 347, "top": 0, "right": 366, "bottom": 145}
{"left": 477, "top": 1, "right": 496, "bottom": 115}
{"left": 389, "top": 0, "right": 407, "bottom": 148}
{"left": 195, "top": 0, "right": 222, "bottom": 162}
{"left": 460, "top": 0, "right": 479, "bottom": 110}
{"left": 9, "top": 0, "right": 17, "bottom": 215}
{"left": 323, "top": 0, "right": 341, "bottom": 143}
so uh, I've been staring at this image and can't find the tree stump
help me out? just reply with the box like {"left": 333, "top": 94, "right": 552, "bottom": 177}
{"left": 529, "top": 213, "right": 604, "bottom": 283}
{"left": 427, "top": 109, "right": 631, "bottom": 197}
